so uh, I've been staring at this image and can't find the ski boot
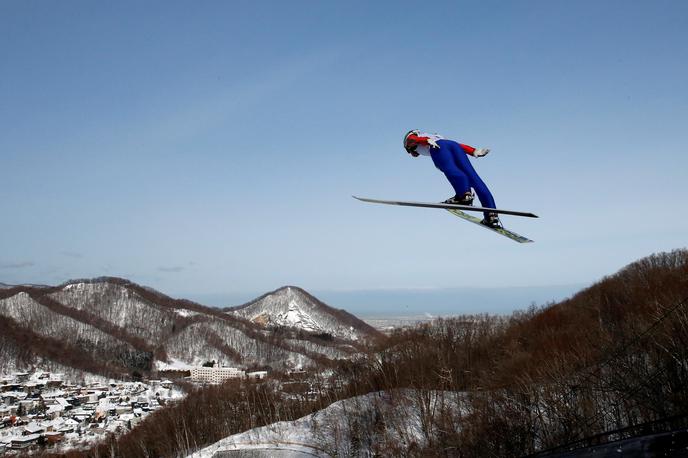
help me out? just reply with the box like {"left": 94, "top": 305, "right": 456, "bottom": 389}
{"left": 443, "top": 191, "right": 474, "bottom": 206}
{"left": 481, "top": 212, "right": 503, "bottom": 229}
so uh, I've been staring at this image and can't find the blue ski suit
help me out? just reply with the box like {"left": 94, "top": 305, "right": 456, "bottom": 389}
{"left": 430, "top": 139, "right": 496, "bottom": 217}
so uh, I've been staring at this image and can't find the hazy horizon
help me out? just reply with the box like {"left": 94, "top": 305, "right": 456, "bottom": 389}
{"left": 183, "top": 283, "right": 583, "bottom": 316}
{"left": 1, "top": 276, "right": 582, "bottom": 316}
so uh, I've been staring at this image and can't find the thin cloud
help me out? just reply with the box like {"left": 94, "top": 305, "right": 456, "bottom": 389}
{"left": 0, "top": 261, "right": 35, "bottom": 270}
{"left": 111, "top": 50, "right": 344, "bottom": 156}
{"left": 158, "top": 266, "right": 185, "bottom": 273}
{"left": 61, "top": 251, "right": 84, "bottom": 259}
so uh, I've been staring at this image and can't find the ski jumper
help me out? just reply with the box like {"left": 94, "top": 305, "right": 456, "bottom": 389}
{"left": 407, "top": 133, "right": 497, "bottom": 217}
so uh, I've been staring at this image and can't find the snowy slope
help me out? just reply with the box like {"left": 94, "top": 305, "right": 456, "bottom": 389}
{"left": 189, "top": 390, "right": 464, "bottom": 457}
{"left": 1, "top": 292, "right": 120, "bottom": 346}
{"left": 163, "top": 319, "right": 314, "bottom": 370}
{"left": 0, "top": 292, "right": 149, "bottom": 372}
{"left": 50, "top": 282, "right": 179, "bottom": 343}
{"left": 228, "top": 287, "right": 381, "bottom": 342}
{"left": 0, "top": 279, "right": 369, "bottom": 375}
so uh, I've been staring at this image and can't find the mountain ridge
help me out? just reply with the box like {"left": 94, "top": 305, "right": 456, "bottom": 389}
{"left": 0, "top": 278, "right": 382, "bottom": 378}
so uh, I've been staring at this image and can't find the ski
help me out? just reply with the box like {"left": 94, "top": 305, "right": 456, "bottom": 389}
{"left": 353, "top": 196, "right": 538, "bottom": 218}
{"left": 445, "top": 208, "right": 533, "bottom": 243}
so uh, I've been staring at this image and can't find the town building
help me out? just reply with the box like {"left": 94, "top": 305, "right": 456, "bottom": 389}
{"left": 190, "top": 364, "right": 245, "bottom": 384}
{"left": 0, "top": 370, "right": 184, "bottom": 454}
{"left": 246, "top": 371, "right": 268, "bottom": 380}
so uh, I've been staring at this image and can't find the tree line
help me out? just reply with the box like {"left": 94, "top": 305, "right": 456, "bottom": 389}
{"left": 22, "top": 249, "right": 688, "bottom": 456}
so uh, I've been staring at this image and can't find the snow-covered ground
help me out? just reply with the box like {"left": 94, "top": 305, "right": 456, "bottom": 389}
{"left": 174, "top": 308, "right": 201, "bottom": 318}
{"left": 279, "top": 300, "right": 323, "bottom": 333}
{"left": 155, "top": 357, "right": 197, "bottom": 372}
{"left": 189, "top": 390, "right": 465, "bottom": 458}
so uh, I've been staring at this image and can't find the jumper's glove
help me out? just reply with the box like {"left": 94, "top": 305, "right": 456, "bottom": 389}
{"left": 473, "top": 148, "right": 490, "bottom": 157}
{"left": 428, "top": 138, "right": 440, "bottom": 149}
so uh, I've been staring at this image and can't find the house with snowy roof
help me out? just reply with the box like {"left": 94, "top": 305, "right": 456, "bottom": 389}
{"left": 246, "top": 370, "right": 268, "bottom": 380}
{"left": 23, "top": 422, "right": 44, "bottom": 435}
{"left": 58, "top": 418, "right": 79, "bottom": 434}
{"left": 2, "top": 391, "right": 25, "bottom": 405}
{"left": 45, "top": 397, "right": 72, "bottom": 418}
{"left": 9, "top": 432, "right": 40, "bottom": 449}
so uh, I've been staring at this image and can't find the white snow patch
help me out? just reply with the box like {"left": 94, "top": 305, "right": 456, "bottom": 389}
{"left": 189, "top": 390, "right": 465, "bottom": 458}
{"left": 277, "top": 300, "right": 322, "bottom": 332}
{"left": 174, "top": 308, "right": 199, "bottom": 318}
{"left": 62, "top": 282, "right": 86, "bottom": 291}
{"left": 155, "top": 358, "right": 195, "bottom": 372}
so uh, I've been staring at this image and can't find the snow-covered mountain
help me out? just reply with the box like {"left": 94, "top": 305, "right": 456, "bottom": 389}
{"left": 0, "top": 279, "right": 380, "bottom": 378}
{"left": 227, "top": 286, "right": 381, "bottom": 342}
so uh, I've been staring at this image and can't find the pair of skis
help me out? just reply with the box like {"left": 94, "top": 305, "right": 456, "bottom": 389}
{"left": 353, "top": 196, "right": 538, "bottom": 243}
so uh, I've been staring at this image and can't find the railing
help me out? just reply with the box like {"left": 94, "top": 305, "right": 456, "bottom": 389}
{"left": 528, "top": 413, "right": 688, "bottom": 457}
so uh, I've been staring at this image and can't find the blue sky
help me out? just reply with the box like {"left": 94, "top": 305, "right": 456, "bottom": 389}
{"left": 1, "top": 1, "right": 687, "bottom": 314}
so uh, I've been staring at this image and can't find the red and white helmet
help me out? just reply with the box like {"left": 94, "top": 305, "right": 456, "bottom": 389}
{"left": 403, "top": 129, "right": 421, "bottom": 154}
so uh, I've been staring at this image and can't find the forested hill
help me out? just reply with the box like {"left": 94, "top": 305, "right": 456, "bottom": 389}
{"left": 49, "top": 249, "right": 688, "bottom": 458}
{"left": 0, "top": 278, "right": 381, "bottom": 380}
{"left": 342, "top": 248, "right": 688, "bottom": 455}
